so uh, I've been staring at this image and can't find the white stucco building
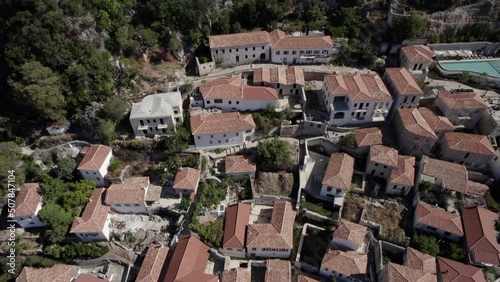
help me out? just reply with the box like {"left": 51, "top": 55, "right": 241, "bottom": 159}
{"left": 77, "top": 145, "right": 112, "bottom": 187}
{"left": 413, "top": 201, "right": 464, "bottom": 242}
{"left": 172, "top": 168, "right": 201, "bottom": 197}
{"left": 198, "top": 77, "right": 283, "bottom": 112}
{"left": 190, "top": 112, "right": 256, "bottom": 150}
{"left": 13, "top": 183, "right": 45, "bottom": 229}
{"left": 129, "top": 92, "right": 183, "bottom": 137}
{"left": 320, "top": 153, "right": 354, "bottom": 206}
{"left": 331, "top": 219, "right": 368, "bottom": 253}
{"left": 104, "top": 177, "right": 161, "bottom": 214}
{"left": 399, "top": 45, "right": 434, "bottom": 81}
{"left": 386, "top": 155, "right": 415, "bottom": 195}
{"left": 222, "top": 203, "right": 251, "bottom": 258}
{"left": 209, "top": 31, "right": 271, "bottom": 65}
{"left": 323, "top": 74, "right": 393, "bottom": 126}
{"left": 271, "top": 33, "right": 335, "bottom": 65}
{"left": 365, "top": 145, "right": 398, "bottom": 180}
{"left": 70, "top": 188, "right": 111, "bottom": 242}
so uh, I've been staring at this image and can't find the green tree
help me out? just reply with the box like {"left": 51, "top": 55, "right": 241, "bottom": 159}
{"left": 0, "top": 142, "right": 25, "bottom": 199}
{"left": 446, "top": 243, "right": 465, "bottom": 261}
{"left": 9, "top": 61, "right": 66, "bottom": 123}
{"left": 25, "top": 256, "right": 58, "bottom": 268}
{"left": 330, "top": 8, "right": 365, "bottom": 38}
{"left": 100, "top": 97, "right": 129, "bottom": 122}
{"left": 393, "top": 14, "right": 427, "bottom": 41}
{"left": 340, "top": 133, "right": 357, "bottom": 149}
{"left": 257, "top": 138, "right": 292, "bottom": 170}
{"left": 412, "top": 234, "right": 440, "bottom": 256}
{"left": 53, "top": 157, "right": 77, "bottom": 181}
{"left": 163, "top": 124, "right": 191, "bottom": 155}
{"left": 180, "top": 197, "right": 191, "bottom": 211}
{"left": 38, "top": 202, "right": 73, "bottom": 243}
{"left": 95, "top": 118, "right": 117, "bottom": 144}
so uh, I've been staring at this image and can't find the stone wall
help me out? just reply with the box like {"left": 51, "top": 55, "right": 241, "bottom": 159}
{"left": 195, "top": 57, "right": 215, "bottom": 76}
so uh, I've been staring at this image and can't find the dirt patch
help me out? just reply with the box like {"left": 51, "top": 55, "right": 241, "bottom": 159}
{"left": 342, "top": 193, "right": 368, "bottom": 222}
{"left": 365, "top": 201, "right": 406, "bottom": 245}
{"left": 253, "top": 172, "right": 294, "bottom": 197}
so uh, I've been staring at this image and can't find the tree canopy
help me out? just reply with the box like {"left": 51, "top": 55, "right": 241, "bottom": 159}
{"left": 257, "top": 138, "right": 293, "bottom": 170}
{"left": 393, "top": 14, "right": 427, "bottom": 41}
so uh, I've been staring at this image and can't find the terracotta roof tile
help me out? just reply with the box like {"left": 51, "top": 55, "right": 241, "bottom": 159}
{"left": 222, "top": 268, "right": 251, "bottom": 282}
{"left": 223, "top": 203, "right": 251, "bottom": 249}
{"left": 382, "top": 262, "right": 436, "bottom": 282}
{"left": 15, "top": 183, "right": 42, "bottom": 217}
{"left": 333, "top": 219, "right": 368, "bottom": 248}
{"left": 173, "top": 168, "right": 200, "bottom": 190}
{"left": 465, "top": 181, "right": 489, "bottom": 197}
{"left": 209, "top": 31, "right": 270, "bottom": 48}
{"left": 136, "top": 244, "right": 169, "bottom": 282}
{"left": 225, "top": 155, "right": 256, "bottom": 174}
{"left": 461, "top": 206, "right": 500, "bottom": 266}
{"left": 70, "top": 188, "right": 110, "bottom": 234}
{"left": 246, "top": 201, "right": 295, "bottom": 249}
{"left": 390, "top": 155, "right": 415, "bottom": 186}
{"left": 421, "top": 157, "right": 468, "bottom": 194}
{"left": 242, "top": 86, "right": 279, "bottom": 100}
{"left": 437, "top": 257, "right": 486, "bottom": 282}
{"left": 321, "top": 250, "right": 368, "bottom": 278}
{"left": 199, "top": 77, "right": 278, "bottom": 101}
{"left": 322, "top": 153, "right": 355, "bottom": 190}
{"left": 16, "top": 264, "right": 78, "bottom": 282}
{"left": 401, "top": 45, "right": 433, "bottom": 62}
{"left": 77, "top": 145, "right": 112, "bottom": 171}
{"left": 436, "top": 90, "right": 488, "bottom": 110}
{"left": 190, "top": 112, "right": 256, "bottom": 135}
{"left": 385, "top": 68, "right": 423, "bottom": 96}
{"left": 324, "top": 74, "right": 392, "bottom": 101}
{"left": 398, "top": 108, "right": 437, "bottom": 139}
{"left": 105, "top": 177, "right": 150, "bottom": 204}
{"left": 418, "top": 107, "right": 454, "bottom": 133}
{"left": 272, "top": 36, "right": 333, "bottom": 49}
{"left": 268, "top": 30, "right": 286, "bottom": 46}
{"left": 162, "top": 235, "right": 218, "bottom": 282}
{"left": 253, "top": 66, "right": 305, "bottom": 86}
{"left": 406, "top": 247, "right": 436, "bottom": 274}
{"left": 416, "top": 202, "right": 464, "bottom": 236}
{"left": 73, "top": 274, "right": 106, "bottom": 282}
{"left": 369, "top": 145, "right": 398, "bottom": 167}
{"left": 265, "top": 260, "right": 291, "bottom": 282}
{"left": 442, "top": 132, "right": 495, "bottom": 157}
{"left": 354, "top": 127, "right": 383, "bottom": 147}
{"left": 297, "top": 274, "right": 322, "bottom": 282}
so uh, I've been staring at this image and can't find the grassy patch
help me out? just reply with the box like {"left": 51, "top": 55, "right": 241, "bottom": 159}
{"left": 301, "top": 201, "right": 334, "bottom": 217}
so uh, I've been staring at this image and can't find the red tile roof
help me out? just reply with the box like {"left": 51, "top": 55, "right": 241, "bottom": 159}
{"left": 70, "top": 188, "right": 110, "bottom": 234}
{"left": 354, "top": 127, "right": 383, "bottom": 147}
{"left": 222, "top": 268, "right": 251, "bottom": 282}
{"left": 415, "top": 202, "right": 464, "bottom": 236}
{"left": 369, "top": 145, "right": 398, "bottom": 167}
{"left": 436, "top": 90, "right": 488, "bottom": 110}
{"left": 136, "top": 244, "right": 169, "bottom": 282}
{"left": 321, "top": 250, "right": 368, "bottom": 278}
{"left": 406, "top": 247, "right": 436, "bottom": 275}
{"left": 199, "top": 77, "right": 278, "bottom": 101}
{"left": 225, "top": 155, "right": 256, "bottom": 174}
{"left": 173, "top": 168, "right": 200, "bottom": 191}
{"left": 297, "top": 274, "right": 322, "bottom": 282}
{"left": 461, "top": 206, "right": 500, "bottom": 266}
{"left": 390, "top": 155, "right": 415, "bottom": 187}
{"left": 15, "top": 183, "right": 42, "bottom": 217}
{"left": 385, "top": 68, "right": 423, "bottom": 95}
{"left": 437, "top": 257, "right": 486, "bottom": 282}
{"left": 324, "top": 74, "right": 392, "bottom": 101}
{"left": 418, "top": 107, "right": 454, "bottom": 133}
{"left": 401, "top": 45, "right": 433, "bottom": 62}
{"left": 421, "top": 157, "right": 468, "bottom": 194}
{"left": 223, "top": 203, "right": 251, "bottom": 249}
{"left": 265, "top": 260, "right": 291, "bottom": 282}
{"left": 105, "top": 177, "right": 150, "bottom": 204}
{"left": 190, "top": 112, "right": 256, "bottom": 135}
{"left": 333, "top": 219, "right": 368, "bottom": 249}
{"left": 466, "top": 181, "right": 489, "bottom": 197}
{"left": 246, "top": 201, "right": 296, "bottom": 249}
{"left": 253, "top": 67, "right": 305, "bottom": 86}
{"left": 268, "top": 30, "right": 286, "bottom": 46}
{"left": 442, "top": 132, "right": 495, "bottom": 157}
{"left": 16, "top": 264, "right": 78, "bottom": 282}
{"left": 162, "top": 235, "right": 218, "bottom": 282}
{"left": 398, "top": 108, "right": 437, "bottom": 139}
{"left": 322, "top": 153, "right": 355, "bottom": 190}
{"left": 272, "top": 35, "right": 333, "bottom": 49}
{"left": 209, "top": 31, "right": 270, "bottom": 48}
{"left": 77, "top": 145, "right": 112, "bottom": 171}
{"left": 73, "top": 274, "right": 106, "bottom": 282}
{"left": 382, "top": 262, "right": 435, "bottom": 282}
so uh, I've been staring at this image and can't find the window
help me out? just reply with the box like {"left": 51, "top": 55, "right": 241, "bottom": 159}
{"left": 327, "top": 187, "right": 332, "bottom": 192}
{"left": 313, "top": 50, "right": 319, "bottom": 54}
{"left": 246, "top": 130, "right": 252, "bottom": 133}
{"left": 236, "top": 133, "right": 239, "bottom": 136}
{"left": 245, "top": 55, "right": 248, "bottom": 58}
{"left": 444, "top": 231, "right": 451, "bottom": 236}
{"left": 253, "top": 47, "right": 255, "bottom": 50}
{"left": 215, "top": 50, "right": 218, "bottom": 54}
{"left": 227, "top": 248, "right": 232, "bottom": 250}
{"left": 153, "top": 119, "right": 156, "bottom": 123}
{"left": 228, "top": 101, "right": 232, "bottom": 104}
{"left": 300, "top": 50, "right": 304, "bottom": 54}
{"left": 335, "top": 190, "right": 342, "bottom": 195}
{"left": 134, "top": 204, "right": 140, "bottom": 207}
{"left": 139, "top": 120, "right": 144, "bottom": 126}
{"left": 206, "top": 100, "right": 211, "bottom": 104}
{"left": 322, "top": 50, "right": 329, "bottom": 54}
{"left": 229, "top": 49, "right": 232, "bottom": 53}
{"left": 214, "top": 99, "right": 223, "bottom": 103}
{"left": 306, "top": 50, "right": 312, "bottom": 54}
{"left": 124, "top": 204, "right": 131, "bottom": 207}
{"left": 96, "top": 177, "right": 100, "bottom": 181}
{"left": 245, "top": 48, "right": 248, "bottom": 51}
{"left": 380, "top": 172, "right": 384, "bottom": 176}
{"left": 262, "top": 46, "right": 265, "bottom": 50}
{"left": 93, "top": 172, "right": 96, "bottom": 175}
{"left": 383, "top": 165, "right": 387, "bottom": 169}
{"left": 116, "top": 204, "right": 122, "bottom": 207}
{"left": 375, "top": 163, "right": 379, "bottom": 166}
{"left": 222, "top": 49, "right": 225, "bottom": 53}
{"left": 292, "top": 51, "right": 296, "bottom": 55}
{"left": 426, "top": 226, "right": 437, "bottom": 232}
{"left": 253, "top": 54, "right": 255, "bottom": 58}
{"left": 147, "top": 119, "right": 150, "bottom": 123}
{"left": 218, "top": 140, "right": 221, "bottom": 144}
{"left": 210, "top": 141, "right": 213, "bottom": 144}
{"left": 276, "top": 51, "right": 280, "bottom": 55}
{"left": 236, "top": 101, "right": 240, "bottom": 104}
{"left": 283, "top": 51, "right": 288, "bottom": 55}
{"left": 197, "top": 136, "right": 201, "bottom": 140}
{"left": 236, "top": 48, "right": 239, "bottom": 52}
{"left": 226, "top": 139, "right": 229, "bottom": 143}
{"left": 173, "top": 110, "right": 179, "bottom": 114}
{"left": 464, "top": 153, "right": 470, "bottom": 159}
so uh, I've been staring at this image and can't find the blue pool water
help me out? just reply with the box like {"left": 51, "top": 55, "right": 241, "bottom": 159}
{"left": 439, "top": 59, "right": 500, "bottom": 77}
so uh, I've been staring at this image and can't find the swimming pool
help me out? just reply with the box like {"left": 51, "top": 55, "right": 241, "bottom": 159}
{"left": 439, "top": 59, "right": 500, "bottom": 77}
